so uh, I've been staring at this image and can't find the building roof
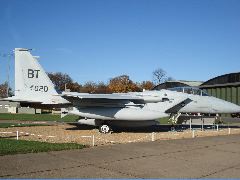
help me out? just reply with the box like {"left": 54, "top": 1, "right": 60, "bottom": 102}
{"left": 168, "top": 80, "right": 203, "bottom": 87}
{"left": 153, "top": 80, "right": 203, "bottom": 90}
{"left": 200, "top": 72, "right": 240, "bottom": 88}
{"left": 153, "top": 72, "right": 240, "bottom": 90}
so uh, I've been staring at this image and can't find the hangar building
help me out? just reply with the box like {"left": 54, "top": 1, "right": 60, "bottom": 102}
{"left": 200, "top": 72, "right": 240, "bottom": 107}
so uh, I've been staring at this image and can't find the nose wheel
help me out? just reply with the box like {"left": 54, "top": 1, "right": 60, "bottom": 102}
{"left": 99, "top": 124, "right": 111, "bottom": 134}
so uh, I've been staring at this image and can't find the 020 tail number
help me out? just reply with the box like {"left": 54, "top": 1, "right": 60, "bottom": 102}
{"left": 30, "top": 85, "right": 48, "bottom": 92}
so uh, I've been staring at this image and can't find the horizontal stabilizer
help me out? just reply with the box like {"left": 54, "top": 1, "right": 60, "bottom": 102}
{"left": 3, "top": 97, "right": 42, "bottom": 104}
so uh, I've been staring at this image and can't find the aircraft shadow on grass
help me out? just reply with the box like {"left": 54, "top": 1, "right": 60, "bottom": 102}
{"left": 66, "top": 123, "right": 240, "bottom": 133}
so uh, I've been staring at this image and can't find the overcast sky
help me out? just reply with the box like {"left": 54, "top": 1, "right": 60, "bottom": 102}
{"left": 1, "top": 0, "right": 240, "bottom": 87}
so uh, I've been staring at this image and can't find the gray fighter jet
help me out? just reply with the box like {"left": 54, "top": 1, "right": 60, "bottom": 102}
{"left": 6, "top": 48, "right": 240, "bottom": 133}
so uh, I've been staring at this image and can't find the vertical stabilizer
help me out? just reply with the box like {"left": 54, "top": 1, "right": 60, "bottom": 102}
{"left": 14, "top": 48, "right": 61, "bottom": 104}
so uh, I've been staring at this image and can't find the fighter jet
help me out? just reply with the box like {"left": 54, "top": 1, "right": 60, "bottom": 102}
{"left": 6, "top": 48, "right": 240, "bottom": 133}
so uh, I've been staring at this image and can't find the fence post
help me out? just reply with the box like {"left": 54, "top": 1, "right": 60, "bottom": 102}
{"left": 217, "top": 124, "right": 219, "bottom": 131}
{"left": 16, "top": 131, "right": 19, "bottom": 140}
{"left": 92, "top": 135, "right": 95, "bottom": 146}
{"left": 192, "top": 130, "right": 195, "bottom": 138}
{"left": 228, "top": 128, "right": 231, "bottom": 135}
{"left": 190, "top": 118, "right": 192, "bottom": 131}
{"left": 151, "top": 132, "right": 155, "bottom": 141}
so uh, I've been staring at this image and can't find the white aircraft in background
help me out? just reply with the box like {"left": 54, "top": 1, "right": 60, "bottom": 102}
{"left": 6, "top": 48, "right": 240, "bottom": 133}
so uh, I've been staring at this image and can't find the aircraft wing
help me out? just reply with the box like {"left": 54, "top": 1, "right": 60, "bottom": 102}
{"left": 58, "top": 92, "right": 144, "bottom": 107}
{"left": 165, "top": 98, "right": 193, "bottom": 113}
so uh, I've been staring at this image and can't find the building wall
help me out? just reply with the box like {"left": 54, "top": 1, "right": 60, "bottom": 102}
{"left": 18, "top": 107, "right": 36, "bottom": 114}
{"left": 0, "top": 108, "right": 9, "bottom": 113}
{"left": 200, "top": 73, "right": 240, "bottom": 108}
{"left": 201, "top": 86, "right": 240, "bottom": 106}
{"left": 0, "top": 100, "right": 42, "bottom": 114}
{"left": 201, "top": 85, "right": 240, "bottom": 117}
{"left": 0, "top": 101, "right": 19, "bottom": 113}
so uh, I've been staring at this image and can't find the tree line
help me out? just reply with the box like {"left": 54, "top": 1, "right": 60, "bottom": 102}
{"left": 48, "top": 68, "right": 173, "bottom": 93}
{"left": 48, "top": 72, "right": 155, "bottom": 93}
{"left": 0, "top": 68, "right": 173, "bottom": 97}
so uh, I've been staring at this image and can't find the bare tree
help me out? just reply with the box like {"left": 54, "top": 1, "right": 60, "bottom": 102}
{"left": 164, "top": 76, "right": 175, "bottom": 82}
{"left": 48, "top": 72, "right": 83, "bottom": 92}
{"left": 152, "top": 68, "right": 167, "bottom": 85}
{"left": 48, "top": 72, "right": 73, "bottom": 91}
{"left": 0, "top": 82, "right": 13, "bottom": 97}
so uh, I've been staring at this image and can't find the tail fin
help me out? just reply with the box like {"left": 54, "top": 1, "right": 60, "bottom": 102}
{"left": 14, "top": 48, "right": 60, "bottom": 104}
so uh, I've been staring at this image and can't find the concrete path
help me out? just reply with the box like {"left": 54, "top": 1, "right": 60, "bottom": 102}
{"left": 0, "top": 134, "right": 240, "bottom": 178}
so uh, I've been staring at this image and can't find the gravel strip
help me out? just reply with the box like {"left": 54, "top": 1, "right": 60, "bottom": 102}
{"left": 1, "top": 124, "right": 240, "bottom": 146}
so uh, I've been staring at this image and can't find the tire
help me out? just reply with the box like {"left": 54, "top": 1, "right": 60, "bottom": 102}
{"left": 99, "top": 124, "right": 111, "bottom": 134}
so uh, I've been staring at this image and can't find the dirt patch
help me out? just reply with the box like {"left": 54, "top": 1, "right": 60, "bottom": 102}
{"left": 1, "top": 124, "right": 240, "bottom": 146}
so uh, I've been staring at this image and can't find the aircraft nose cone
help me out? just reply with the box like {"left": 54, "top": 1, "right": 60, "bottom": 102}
{"left": 227, "top": 103, "right": 240, "bottom": 113}
{"left": 212, "top": 97, "right": 240, "bottom": 113}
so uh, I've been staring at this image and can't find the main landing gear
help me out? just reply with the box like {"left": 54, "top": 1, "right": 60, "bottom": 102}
{"left": 99, "top": 124, "right": 111, "bottom": 134}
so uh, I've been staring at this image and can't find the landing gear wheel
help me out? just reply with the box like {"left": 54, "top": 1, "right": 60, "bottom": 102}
{"left": 99, "top": 124, "right": 111, "bottom": 134}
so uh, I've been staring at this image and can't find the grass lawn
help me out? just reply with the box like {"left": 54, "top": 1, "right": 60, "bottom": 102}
{"left": 0, "top": 113, "right": 79, "bottom": 122}
{"left": 0, "top": 123, "right": 51, "bottom": 128}
{"left": 158, "top": 117, "right": 170, "bottom": 124}
{"left": 0, "top": 138, "right": 85, "bottom": 156}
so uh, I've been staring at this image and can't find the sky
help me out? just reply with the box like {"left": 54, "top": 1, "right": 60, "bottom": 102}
{"left": 0, "top": 0, "right": 240, "bottom": 88}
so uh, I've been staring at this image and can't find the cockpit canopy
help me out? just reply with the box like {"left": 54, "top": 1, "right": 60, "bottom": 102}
{"left": 168, "top": 87, "right": 209, "bottom": 96}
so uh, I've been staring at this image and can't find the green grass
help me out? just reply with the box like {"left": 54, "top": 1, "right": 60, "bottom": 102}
{"left": 158, "top": 117, "right": 170, "bottom": 124}
{"left": 0, "top": 123, "right": 51, "bottom": 128}
{"left": 0, "top": 138, "right": 85, "bottom": 156}
{"left": 0, "top": 113, "right": 79, "bottom": 122}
